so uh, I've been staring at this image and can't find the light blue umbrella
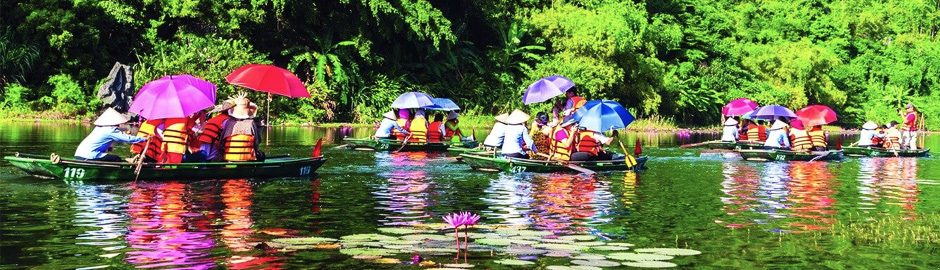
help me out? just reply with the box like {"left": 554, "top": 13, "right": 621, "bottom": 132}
{"left": 572, "top": 100, "right": 635, "bottom": 132}
{"left": 754, "top": 104, "right": 797, "bottom": 119}
{"left": 424, "top": 98, "right": 460, "bottom": 111}
{"left": 391, "top": 92, "right": 435, "bottom": 109}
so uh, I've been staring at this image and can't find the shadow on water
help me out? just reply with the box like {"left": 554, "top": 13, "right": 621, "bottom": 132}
{"left": 1, "top": 122, "right": 940, "bottom": 268}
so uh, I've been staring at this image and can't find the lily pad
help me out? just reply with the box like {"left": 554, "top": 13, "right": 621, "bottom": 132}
{"left": 352, "top": 255, "right": 382, "bottom": 260}
{"left": 505, "top": 245, "right": 549, "bottom": 255}
{"left": 534, "top": 243, "right": 589, "bottom": 251}
{"left": 380, "top": 239, "right": 422, "bottom": 245}
{"left": 494, "top": 259, "right": 535, "bottom": 266}
{"left": 271, "top": 237, "right": 338, "bottom": 245}
{"left": 606, "top": 253, "right": 674, "bottom": 261}
{"left": 412, "top": 247, "right": 458, "bottom": 254}
{"left": 623, "top": 261, "right": 678, "bottom": 268}
{"left": 571, "top": 259, "right": 621, "bottom": 267}
{"left": 558, "top": 235, "right": 597, "bottom": 241}
{"left": 474, "top": 238, "right": 513, "bottom": 246}
{"left": 382, "top": 244, "right": 416, "bottom": 250}
{"left": 573, "top": 254, "right": 607, "bottom": 260}
{"left": 516, "top": 230, "right": 554, "bottom": 237}
{"left": 339, "top": 248, "right": 397, "bottom": 256}
{"left": 378, "top": 227, "right": 425, "bottom": 235}
{"left": 590, "top": 245, "right": 631, "bottom": 251}
{"left": 341, "top": 241, "right": 384, "bottom": 248}
{"left": 373, "top": 258, "right": 401, "bottom": 264}
{"left": 607, "top": 242, "right": 635, "bottom": 247}
{"left": 427, "top": 268, "right": 467, "bottom": 270}
{"left": 571, "top": 241, "right": 606, "bottom": 247}
{"left": 634, "top": 248, "right": 701, "bottom": 256}
{"left": 341, "top": 234, "right": 397, "bottom": 241}
{"left": 540, "top": 238, "right": 577, "bottom": 244}
{"left": 442, "top": 263, "right": 475, "bottom": 268}
{"left": 402, "top": 234, "right": 453, "bottom": 241}
{"left": 546, "top": 266, "right": 602, "bottom": 270}
{"left": 544, "top": 250, "right": 573, "bottom": 257}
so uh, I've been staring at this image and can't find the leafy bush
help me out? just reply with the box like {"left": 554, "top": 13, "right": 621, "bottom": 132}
{"left": 48, "top": 74, "right": 88, "bottom": 115}
{"left": 1, "top": 83, "right": 31, "bottom": 112}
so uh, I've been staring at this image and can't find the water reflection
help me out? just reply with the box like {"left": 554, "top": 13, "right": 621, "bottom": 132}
{"left": 718, "top": 162, "right": 760, "bottom": 229}
{"left": 787, "top": 162, "right": 837, "bottom": 232}
{"left": 220, "top": 180, "right": 283, "bottom": 269}
{"left": 126, "top": 182, "right": 215, "bottom": 269}
{"left": 857, "top": 158, "right": 920, "bottom": 219}
{"left": 374, "top": 152, "right": 437, "bottom": 226}
{"left": 72, "top": 184, "right": 128, "bottom": 256}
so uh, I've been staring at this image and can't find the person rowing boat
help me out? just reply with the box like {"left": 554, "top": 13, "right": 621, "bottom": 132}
{"left": 374, "top": 111, "right": 410, "bottom": 140}
{"left": 763, "top": 118, "right": 791, "bottom": 150}
{"left": 500, "top": 110, "right": 536, "bottom": 159}
{"left": 482, "top": 113, "right": 510, "bottom": 150}
{"left": 74, "top": 108, "right": 148, "bottom": 162}
{"left": 721, "top": 118, "right": 739, "bottom": 142}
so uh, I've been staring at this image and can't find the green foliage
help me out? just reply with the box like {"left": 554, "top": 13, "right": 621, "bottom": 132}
{"left": 47, "top": 74, "right": 91, "bottom": 115}
{"left": 1, "top": 83, "right": 31, "bottom": 112}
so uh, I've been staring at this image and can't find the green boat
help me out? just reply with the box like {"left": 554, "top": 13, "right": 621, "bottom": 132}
{"left": 459, "top": 152, "right": 648, "bottom": 173}
{"left": 682, "top": 140, "right": 764, "bottom": 150}
{"left": 3, "top": 153, "right": 326, "bottom": 182}
{"left": 737, "top": 149, "right": 844, "bottom": 161}
{"left": 842, "top": 146, "right": 930, "bottom": 157}
{"left": 342, "top": 137, "right": 477, "bottom": 152}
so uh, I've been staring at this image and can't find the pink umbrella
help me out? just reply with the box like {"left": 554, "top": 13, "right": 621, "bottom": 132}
{"left": 722, "top": 98, "right": 759, "bottom": 116}
{"left": 129, "top": 75, "right": 217, "bottom": 120}
{"left": 796, "top": 105, "right": 838, "bottom": 127}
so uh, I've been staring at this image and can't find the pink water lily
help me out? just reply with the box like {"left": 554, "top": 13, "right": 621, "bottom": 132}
{"left": 458, "top": 212, "right": 480, "bottom": 263}
{"left": 442, "top": 212, "right": 482, "bottom": 263}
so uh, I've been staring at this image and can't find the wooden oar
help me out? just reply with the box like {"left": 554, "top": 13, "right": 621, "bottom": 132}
{"left": 134, "top": 137, "right": 151, "bottom": 182}
{"left": 808, "top": 150, "right": 832, "bottom": 162}
{"left": 393, "top": 134, "right": 414, "bottom": 153}
{"left": 534, "top": 152, "right": 596, "bottom": 175}
{"left": 680, "top": 140, "right": 717, "bottom": 148}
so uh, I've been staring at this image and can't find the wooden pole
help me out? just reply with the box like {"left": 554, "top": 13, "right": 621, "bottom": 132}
{"left": 266, "top": 93, "right": 272, "bottom": 146}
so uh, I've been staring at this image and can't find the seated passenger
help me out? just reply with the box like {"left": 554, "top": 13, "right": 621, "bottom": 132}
{"left": 191, "top": 101, "right": 235, "bottom": 162}
{"left": 444, "top": 111, "right": 463, "bottom": 141}
{"left": 74, "top": 108, "right": 147, "bottom": 162}
{"left": 571, "top": 128, "right": 615, "bottom": 161}
{"left": 482, "top": 113, "right": 510, "bottom": 149}
{"left": 530, "top": 112, "right": 553, "bottom": 155}
{"left": 222, "top": 96, "right": 261, "bottom": 162}
{"left": 549, "top": 120, "right": 578, "bottom": 161}
{"left": 427, "top": 114, "right": 445, "bottom": 142}
{"left": 375, "top": 111, "right": 409, "bottom": 140}
{"left": 501, "top": 110, "right": 536, "bottom": 158}
{"left": 808, "top": 125, "right": 827, "bottom": 151}
{"left": 764, "top": 119, "right": 791, "bottom": 149}
{"left": 393, "top": 109, "right": 412, "bottom": 140}
{"left": 856, "top": 121, "right": 881, "bottom": 147}
{"left": 721, "top": 118, "right": 739, "bottom": 142}
{"left": 788, "top": 119, "right": 813, "bottom": 152}
{"left": 409, "top": 109, "right": 429, "bottom": 142}
{"left": 883, "top": 121, "right": 903, "bottom": 150}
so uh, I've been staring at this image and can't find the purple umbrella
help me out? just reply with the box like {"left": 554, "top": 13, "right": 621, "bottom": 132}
{"left": 523, "top": 75, "right": 574, "bottom": 105}
{"left": 754, "top": 104, "right": 797, "bottom": 120}
{"left": 722, "top": 98, "right": 758, "bottom": 116}
{"left": 391, "top": 92, "right": 435, "bottom": 109}
{"left": 129, "top": 75, "right": 217, "bottom": 120}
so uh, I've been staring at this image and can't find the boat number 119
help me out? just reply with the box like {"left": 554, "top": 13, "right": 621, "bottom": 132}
{"left": 63, "top": 167, "right": 85, "bottom": 179}
{"left": 299, "top": 166, "right": 312, "bottom": 176}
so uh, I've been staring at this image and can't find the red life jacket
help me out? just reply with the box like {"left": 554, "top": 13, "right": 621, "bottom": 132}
{"left": 133, "top": 119, "right": 164, "bottom": 160}
{"left": 428, "top": 121, "right": 444, "bottom": 142}
{"left": 576, "top": 131, "right": 602, "bottom": 156}
{"left": 198, "top": 114, "right": 231, "bottom": 145}
{"left": 444, "top": 119, "right": 460, "bottom": 139}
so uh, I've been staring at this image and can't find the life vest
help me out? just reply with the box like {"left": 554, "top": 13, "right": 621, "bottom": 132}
{"left": 746, "top": 124, "right": 764, "bottom": 141}
{"left": 739, "top": 128, "right": 749, "bottom": 141}
{"left": 570, "top": 96, "right": 586, "bottom": 111}
{"left": 444, "top": 119, "right": 460, "bottom": 139}
{"left": 161, "top": 118, "right": 191, "bottom": 155}
{"left": 394, "top": 119, "right": 410, "bottom": 140}
{"left": 132, "top": 119, "right": 163, "bottom": 160}
{"left": 905, "top": 113, "right": 918, "bottom": 131}
{"left": 789, "top": 129, "right": 813, "bottom": 151}
{"left": 197, "top": 114, "right": 231, "bottom": 145}
{"left": 756, "top": 125, "right": 768, "bottom": 141}
{"left": 808, "top": 128, "right": 826, "bottom": 148}
{"left": 409, "top": 117, "right": 428, "bottom": 143}
{"left": 576, "top": 131, "right": 602, "bottom": 156}
{"left": 884, "top": 129, "right": 902, "bottom": 149}
{"left": 550, "top": 126, "right": 575, "bottom": 161}
{"left": 223, "top": 134, "right": 256, "bottom": 161}
{"left": 428, "top": 121, "right": 444, "bottom": 142}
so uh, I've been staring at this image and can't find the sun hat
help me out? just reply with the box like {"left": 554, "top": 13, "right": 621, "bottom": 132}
{"left": 504, "top": 109, "right": 530, "bottom": 125}
{"left": 383, "top": 111, "right": 397, "bottom": 120}
{"left": 862, "top": 121, "right": 877, "bottom": 130}
{"left": 94, "top": 108, "right": 131, "bottom": 126}
{"left": 770, "top": 120, "right": 789, "bottom": 130}
{"left": 209, "top": 100, "right": 236, "bottom": 114}
{"left": 723, "top": 118, "right": 738, "bottom": 126}
{"left": 494, "top": 113, "right": 510, "bottom": 124}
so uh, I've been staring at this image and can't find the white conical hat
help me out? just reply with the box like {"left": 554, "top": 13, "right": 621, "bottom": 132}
{"left": 771, "top": 120, "right": 789, "bottom": 130}
{"left": 504, "top": 109, "right": 530, "bottom": 125}
{"left": 94, "top": 108, "right": 131, "bottom": 126}
{"left": 494, "top": 113, "right": 510, "bottom": 124}
{"left": 383, "top": 111, "right": 396, "bottom": 120}
{"left": 447, "top": 111, "right": 459, "bottom": 120}
{"left": 724, "top": 118, "right": 738, "bottom": 126}
{"left": 862, "top": 121, "right": 877, "bottom": 130}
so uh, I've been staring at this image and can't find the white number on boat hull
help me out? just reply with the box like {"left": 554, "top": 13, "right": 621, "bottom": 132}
{"left": 775, "top": 155, "right": 786, "bottom": 161}
{"left": 299, "top": 166, "right": 312, "bottom": 176}
{"left": 63, "top": 167, "right": 85, "bottom": 180}
{"left": 510, "top": 166, "right": 527, "bottom": 173}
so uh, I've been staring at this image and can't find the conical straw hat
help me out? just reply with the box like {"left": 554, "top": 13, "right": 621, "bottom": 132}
{"left": 94, "top": 108, "right": 131, "bottom": 126}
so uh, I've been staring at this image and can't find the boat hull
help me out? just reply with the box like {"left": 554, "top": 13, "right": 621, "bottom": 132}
{"left": 737, "top": 149, "right": 844, "bottom": 161}
{"left": 459, "top": 153, "right": 648, "bottom": 173}
{"left": 4, "top": 153, "right": 326, "bottom": 182}
{"left": 706, "top": 140, "right": 764, "bottom": 150}
{"left": 842, "top": 147, "right": 930, "bottom": 157}
{"left": 343, "top": 138, "right": 451, "bottom": 152}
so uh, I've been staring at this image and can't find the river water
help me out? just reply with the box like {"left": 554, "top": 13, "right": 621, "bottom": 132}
{"left": 1, "top": 122, "right": 938, "bottom": 269}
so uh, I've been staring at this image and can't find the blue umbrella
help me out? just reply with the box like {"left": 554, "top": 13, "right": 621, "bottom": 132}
{"left": 391, "top": 92, "right": 435, "bottom": 109}
{"left": 572, "top": 100, "right": 635, "bottom": 132}
{"left": 523, "top": 75, "right": 574, "bottom": 105}
{"left": 754, "top": 104, "right": 797, "bottom": 119}
{"left": 424, "top": 98, "right": 460, "bottom": 111}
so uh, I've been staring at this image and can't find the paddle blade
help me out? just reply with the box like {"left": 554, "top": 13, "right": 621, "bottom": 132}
{"left": 634, "top": 138, "right": 643, "bottom": 156}
{"left": 312, "top": 138, "right": 323, "bottom": 157}
{"left": 625, "top": 154, "right": 638, "bottom": 169}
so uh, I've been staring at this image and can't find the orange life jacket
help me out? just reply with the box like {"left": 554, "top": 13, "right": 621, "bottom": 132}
{"left": 576, "top": 131, "right": 602, "bottom": 156}
{"left": 809, "top": 128, "right": 826, "bottom": 148}
{"left": 428, "top": 121, "right": 444, "bottom": 142}
{"left": 133, "top": 119, "right": 164, "bottom": 160}
{"left": 197, "top": 114, "right": 231, "bottom": 145}
{"left": 394, "top": 119, "right": 410, "bottom": 140}
{"left": 444, "top": 119, "right": 460, "bottom": 139}
{"left": 161, "top": 118, "right": 191, "bottom": 155}
{"left": 748, "top": 124, "right": 768, "bottom": 142}
{"left": 223, "top": 134, "right": 256, "bottom": 161}
{"left": 550, "top": 126, "right": 575, "bottom": 161}
{"left": 789, "top": 129, "right": 813, "bottom": 151}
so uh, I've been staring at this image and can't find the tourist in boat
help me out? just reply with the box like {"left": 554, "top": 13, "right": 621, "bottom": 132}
{"left": 902, "top": 103, "right": 918, "bottom": 149}
{"left": 530, "top": 112, "right": 553, "bottom": 155}
{"left": 549, "top": 119, "right": 578, "bottom": 161}
{"left": 764, "top": 119, "right": 791, "bottom": 149}
{"left": 742, "top": 119, "right": 767, "bottom": 142}
{"left": 788, "top": 119, "right": 813, "bottom": 152}
{"left": 721, "top": 118, "right": 739, "bottom": 142}
{"left": 551, "top": 98, "right": 566, "bottom": 123}
{"left": 443, "top": 111, "right": 463, "bottom": 141}
{"left": 191, "top": 100, "right": 235, "bottom": 162}
{"left": 393, "top": 109, "right": 412, "bottom": 140}
{"left": 409, "top": 109, "right": 429, "bottom": 142}
{"left": 482, "top": 113, "right": 510, "bottom": 149}
{"left": 374, "top": 111, "right": 410, "bottom": 139}
{"left": 572, "top": 127, "right": 615, "bottom": 161}
{"left": 562, "top": 88, "right": 587, "bottom": 118}
{"left": 808, "top": 124, "right": 827, "bottom": 151}
{"left": 427, "top": 113, "right": 445, "bottom": 142}
{"left": 159, "top": 111, "right": 203, "bottom": 164}
{"left": 132, "top": 118, "right": 164, "bottom": 162}
{"left": 500, "top": 109, "right": 536, "bottom": 158}
{"left": 856, "top": 121, "right": 881, "bottom": 147}
{"left": 883, "top": 121, "right": 903, "bottom": 150}
{"left": 74, "top": 108, "right": 147, "bottom": 162}
{"left": 221, "top": 96, "right": 262, "bottom": 162}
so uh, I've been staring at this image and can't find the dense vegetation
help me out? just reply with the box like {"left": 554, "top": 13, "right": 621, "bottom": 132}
{"left": 1, "top": 0, "right": 938, "bottom": 128}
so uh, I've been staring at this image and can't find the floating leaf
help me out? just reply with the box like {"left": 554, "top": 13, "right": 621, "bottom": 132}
{"left": 571, "top": 241, "right": 606, "bottom": 247}
{"left": 373, "top": 258, "right": 401, "bottom": 264}
{"left": 606, "top": 253, "right": 674, "bottom": 261}
{"left": 546, "top": 266, "right": 602, "bottom": 270}
{"left": 382, "top": 244, "right": 415, "bottom": 250}
{"left": 494, "top": 259, "right": 535, "bottom": 266}
{"left": 517, "top": 230, "right": 554, "bottom": 237}
{"left": 352, "top": 255, "right": 382, "bottom": 260}
{"left": 427, "top": 268, "right": 467, "bottom": 270}
{"left": 540, "top": 238, "right": 577, "bottom": 244}
{"left": 607, "top": 242, "right": 635, "bottom": 247}
{"left": 339, "top": 248, "right": 397, "bottom": 256}
{"left": 380, "top": 239, "right": 422, "bottom": 245}
{"left": 442, "top": 263, "right": 475, "bottom": 268}
{"left": 634, "top": 248, "right": 701, "bottom": 256}
{"left": 544, "top": 250, "right": 573, "bottom": 257}
{"left": 271, "top": 237, "right": 338, "bottom": 245}
{"left": 378, "top": 227, "right": 425, "bottom": 235}
{"left": 591, "top": 245, "right": 631, "bottom": 251}
{"left": 623, "top": 261, "right": 678, "bottom": 268}
{"left": 573, "top": 254, "right": 607, "bottom": 260}
{"left": 341, "top": 241, "right": 384, "bottom": 248}
{"left": 341, "top": 234, "right": 397, "bottom": 241}
{"left": 402, "top": 234, "right": 453, "bottom": 241}
{"left": 571, "top": 259, "right": 621, "bottom": 267}
{"left": 474, "top": 238, "right": 513, "bottom": 246}
{"left": 534, "top": 243, "right": 588, "bottom": 251}
{"left": 314, "top": 243, "right": 341, "bottom": 249}
{"left": 412, "top": 247, "right": 458, "bottom": 254}
{"left": 505, "top": 245, "right": 549, "bottom": 255}
{"left": 558, "top": 235, "right": 597, "bottom": 241}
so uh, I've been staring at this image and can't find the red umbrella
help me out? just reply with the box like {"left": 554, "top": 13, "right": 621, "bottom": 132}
{"left": 226, "top": 64, "right": 310, "bottom": 98}
{"left": 796, "top": 105, "right": 838, "bottom": 127}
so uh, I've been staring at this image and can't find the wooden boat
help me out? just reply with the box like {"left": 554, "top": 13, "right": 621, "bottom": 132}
{"left": 681, "top": 140, "right": 764, "bottom": 150}
{"left": 342, "top": 137, "right": 477, "bottom": 152}
{"left": 459, "top": 152, "right": 648, "bottom": 173}
{"left": 842, "top": 146, "right": 930, "bottom": 157}
{"left": 737, "top": 149, "right": 844, "bottom": 161}
{"left": 3, "top": 153, "right": 326, "bottom": 182}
